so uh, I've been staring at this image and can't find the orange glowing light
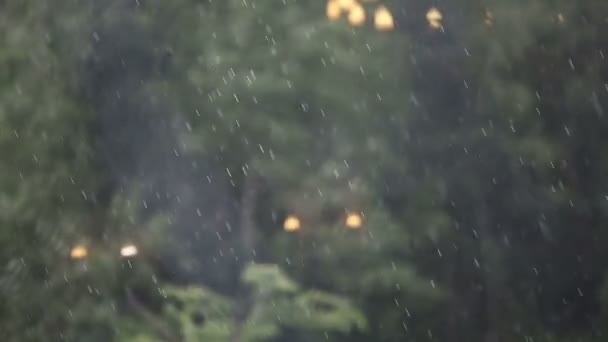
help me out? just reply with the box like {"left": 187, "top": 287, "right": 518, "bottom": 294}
{"left": 327, "top": 1, "right": 342, "bottom": 21}
{"left": 345, "top": 212, "right": 363, "bottom": 229}
{"left": 426, "top": 7, "right": 443, "bottom": 22}
{"left": 374, "top": 6, "right": 394, "bottom": 31}
{"left": 283, "top": 215, "right": 301, "bottom": 232}
{"left": 338, "top": 0, "right": 356, "bottom": 10}
{"left": 426, "top": 7, "right": 443, "bottom": 30}
{"left": 348, "top": 4, "right": 366, "bottom": 26}
{"left": 70, "top": 245, "right": 88, "bottom": 259}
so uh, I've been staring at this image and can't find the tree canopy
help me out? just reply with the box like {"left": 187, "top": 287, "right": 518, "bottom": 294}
{"left": 1, "top": 0, "right": 608, "bottom": 341}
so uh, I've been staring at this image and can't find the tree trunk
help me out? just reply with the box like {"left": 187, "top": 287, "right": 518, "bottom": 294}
{"left": 230, "top": 174, "right": 259, "bottom": 342}
{"left": 477, "top": 202, "right": 501, "bottom": 342}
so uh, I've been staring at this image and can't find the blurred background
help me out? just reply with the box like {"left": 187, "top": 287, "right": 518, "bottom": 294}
{"left": 1, "top": 0, "right": 608, "bottom": 341}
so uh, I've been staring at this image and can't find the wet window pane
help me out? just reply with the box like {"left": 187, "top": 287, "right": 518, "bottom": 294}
{"left": 1, "top": 1, "right": 607, "bottom": 341}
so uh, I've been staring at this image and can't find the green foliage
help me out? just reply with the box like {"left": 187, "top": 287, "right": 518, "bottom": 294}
{"left": 119, "top": 264, "right": 368, "bottom": 341}
{"left": 2, "top": 0, "right": 608, "bottom": 341}
{"left": 286, "top": 290, "right": 367, "bottom": 333}
{"left": 164, "top": 285, "right": 234, "bottom": 341}
{"left": 243, "top": 263, "right": 299, "bottom": 294}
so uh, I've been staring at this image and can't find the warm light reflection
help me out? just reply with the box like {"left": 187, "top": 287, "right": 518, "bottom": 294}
{"left": 345, "top": 212, "right": 363, "bottom": 229}
{"left": 374, "top": 6, "right": 394, "bottom": 31}
{"left": 426, "top": 7, "right": 443, "bottom": 30}
{"left": 120, "top": 244, "right": 138, "bottom": 257}
{"left": 338, "top": 0, "right": 356, "bottom": 10}
{"left": 348, "top": 4, "right": 366, "bottom": 26}
{"left": 70, "top": 245, "right": 88, "bottom": 259}
{"left": 426, "top": 7, "right": 443, "bottom": 21}
{"left": 283, "top": 215, "right": 301, "bottom": 232}
{"left": 326, "top": 1, "right": 342, "bottom": 21}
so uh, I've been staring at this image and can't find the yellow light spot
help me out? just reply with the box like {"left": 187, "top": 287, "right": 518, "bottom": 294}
{"left": 283, "top": 215, "right": 301, "bottom": 232}
{"left": 374, "top": 6, "right": 394, "bottom": 31}
{"left": 338, "top": 0, "right": 356, "bottom": 10}
{"left": 426, "top": 7, "right": 443, "bottom": 30}
{"left": 345, "top": 212, "right": 363, "bottom": 229}
{"left": 70, "top": 245, "right": 88, "bottom": 259}
{"left": 327, "top": 1, "right": 342, "bottom": 21}
{"left": 426, "top": 7, "right": 443, "bottom": 22}
{"left": 120, "top": 244, "right": 138, "bottom": 257}
{"left": 348, "top": 4, "right": 366, "bottom": 26}
{"left": 557, "top": 13, "right": 564, "bottom": 23}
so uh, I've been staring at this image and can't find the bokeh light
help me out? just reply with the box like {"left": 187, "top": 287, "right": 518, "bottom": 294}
{"left": 345, "top": 212, "right": 363, "bottom": 229}
{"left": 283, "top": 215, "right": 301, "bottom": 232}
{"left": 348, "top": 4, "right": 366, "bottom": 26}
{"left": 120, "top": 244, "right": 138, "bottom": 257}
{"left": 70, "top": 245, "right": 88, "bottom": 259}
{"left": 374, "top": 6, "right": 394, "bottom": 31}
{"left": 426, "top": 7, "right": 443, "bottom": 30}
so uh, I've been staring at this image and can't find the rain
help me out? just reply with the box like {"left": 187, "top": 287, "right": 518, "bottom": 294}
{"left": 1, "top": 0, "right": 608, "bottom": 341}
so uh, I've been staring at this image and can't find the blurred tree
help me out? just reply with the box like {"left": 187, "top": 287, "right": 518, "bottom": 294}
{"left": 400, "top": 0, "right": 608, "bottom": 340}
{"left": 3, "top": 0, "right": 608, "bottom": 341}
{"left": 122, "top": 264, "right": 366, "bottom": 341}
{"left": 160, "top": 1, "right": 447, "bottom": 340}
